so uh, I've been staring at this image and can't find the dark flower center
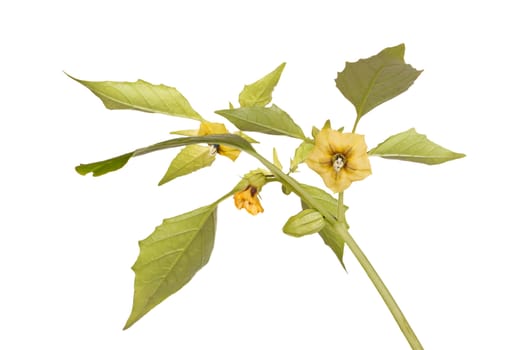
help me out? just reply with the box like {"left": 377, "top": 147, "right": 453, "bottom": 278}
{"left": 332, "top": 154, "right": 346, "bottom": 172}
{"left": 209, "top": 144, "right": 220, "bottom": 156}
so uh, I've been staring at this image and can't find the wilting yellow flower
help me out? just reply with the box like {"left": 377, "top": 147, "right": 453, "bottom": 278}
{"left": 198, "top": 121, "right": 240, "bottom": 161}
{"left": 306, "top": 128, "right": 371, "bottom": 193}
{"left": 234, "top": 185, "right": 264, "bottom": 215}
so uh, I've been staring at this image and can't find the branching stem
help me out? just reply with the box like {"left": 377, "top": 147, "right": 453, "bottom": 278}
{"left": 251, "top": 149, "right": 424, "bottom": 350}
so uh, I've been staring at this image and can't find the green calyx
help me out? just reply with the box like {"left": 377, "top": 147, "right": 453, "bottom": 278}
{"left": 234, "top": 169, "right": 271, "bottom": 193}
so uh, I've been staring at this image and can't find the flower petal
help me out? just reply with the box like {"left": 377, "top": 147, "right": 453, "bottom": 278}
{"left": 218, "top": 145, "right": 241, "bottom": 161}
{"left": 198, "top": 121, "right": 228, "bottom": 136}
{"left": 233, "top": 186, "right": 264, "bottom": 215}
{"left": 323, "top": 170, "right": 354, "bottom": 193}
{"left": 306, "top": 127, "right": 372, "bottom": 193}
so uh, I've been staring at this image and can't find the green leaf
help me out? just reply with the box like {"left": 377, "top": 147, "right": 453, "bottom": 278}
{"left": 273, "top": 147, "right": 283, "bottom": 170}
{"left": 299, "top": 184, "right": 346, "bottom": 218}
{"left": 169, "top": 129, "right": 199, "bottom": 136}
{"left": 239, "top": 63, "right": 286, "bottom": 107}
{"left": 368, "top": 128, "right": 466, "bottom": 165}
{"left": 124, "top": 204, "right": 217, "bottom": 329}
{"left": 76, "top": 134, "right": 255, "bottom": 177}
{"left": 66, "top": 73, "right": 203, "bottom": 121}
{"left": 158, "top": 145, "right": 216, "bottom": 185}
{"left": 335, "top": 44, "right": 422, "bottom": 118}
{"left": 215, "top": 105, "right": 305, "bottom": 139}
{"left": 75, "top": 152, "right": 134, "bottom": 176}
{"left": 317, "top": 222, "right": 347, "bottom": 270}
{"left": 290, "top": 139, "right": 314, "bottom": 172}
{"left": 300, "top": 184, "right": 347, "bottom": 270}
{"left": 311, "top": 126, "right": 319, "bottom": 138}
{"left": 234, "top": 131, "right": 259, "bottom": 143}
{"left": 283, "top": 209, "right": 326, "bottom": 237}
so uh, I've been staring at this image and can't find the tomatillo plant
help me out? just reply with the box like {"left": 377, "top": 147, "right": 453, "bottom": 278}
{"left": 69, "top": 44, "right": 465, "bottom": 349}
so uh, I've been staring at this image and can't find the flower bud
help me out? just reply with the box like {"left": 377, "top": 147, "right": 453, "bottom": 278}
{"left": 283, "top": 209, "right": 326, "bottom": 237}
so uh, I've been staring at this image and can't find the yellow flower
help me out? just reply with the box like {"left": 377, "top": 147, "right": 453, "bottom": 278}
{"left": 306, "top": 128, "right": 371, "bottom": 193}
{"left": 198, "top": 121, "right": 241, "bottom": 161}
{"left": 234, "top": 185, "right": 264, "bottom": 215}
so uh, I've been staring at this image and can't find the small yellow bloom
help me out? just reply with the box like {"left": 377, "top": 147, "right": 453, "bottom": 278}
{"left": 306, "top": 128, "right": 371, "bottom": 193}
{"left": 198, "top": 121, "right": 240, "bottom": 161}
{"left": 234, "top": 185, "right": 264, "bottom": 215}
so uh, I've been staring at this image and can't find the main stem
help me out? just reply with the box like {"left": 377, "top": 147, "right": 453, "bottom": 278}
{"left": 334, "top": 195, "right": 423, "bottom": 349}
{"left": 250, "top": 150, "right": 423, "bottom": 349}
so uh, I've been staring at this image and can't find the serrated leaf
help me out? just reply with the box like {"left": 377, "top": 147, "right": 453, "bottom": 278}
{"left": 283, "top": 209, "right": 326, "bottom": 237}
{"left": 335, "top": 44, "right": 422, "bottom": 118}
{"left": 158, "top": 145, "right": 216, "bottom": 185}
{"left": 66, "top": 73, "right": 203, "bottom": 120}
{"left": 215, "top": 105, "right": 305, "bottom": 139}
{"left": 76, "top": 134, "right": 255, "bottom": 177}
{"left": 239, "top": 63, "right": 286, "bottom": 107}
{"left": 300, "top": 184, "right": 347, "bottom": 270}
{"left": 290, "top": 139, "right": 314, "bottom": 172}
{"left": 368, "top": 128, "right": 465, "bottom": 165}
{"left": 273, "top": 148, "right": 283, "bottom": 170}
{"left": 75, "top": 152, "right": 134, "bottom": 176}
{"left": 124, "top": 204, "right": 217, "bottom": 329}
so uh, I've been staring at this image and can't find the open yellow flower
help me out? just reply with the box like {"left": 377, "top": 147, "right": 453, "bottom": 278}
{"left": 234, "top": 185, "right": 264, "bottom": 215}
{"left": 198, "top": 121, "right": 240, "bottom": 161}
{"left": 306, "top": 128, "right": 371, "bottom": 193}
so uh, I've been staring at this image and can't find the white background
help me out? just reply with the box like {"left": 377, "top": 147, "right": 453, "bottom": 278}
{"left": 1, "top": 1, "right": 524, "bottom": 349}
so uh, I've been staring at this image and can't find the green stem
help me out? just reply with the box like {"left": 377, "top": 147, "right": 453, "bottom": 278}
{"left": 337, "top": 191, "right": 345, "bottom": 221}
{"left": 334, "top": 223, "right": 424, "bottom": 350}
{"left": 351, "top": 115, "right": 360, "bottom": 133}
{"left": 129, "top": 135, "right": 423, "bottom": 348}
{"left": 250, "top": 154, "right": 423, "bottom": 349}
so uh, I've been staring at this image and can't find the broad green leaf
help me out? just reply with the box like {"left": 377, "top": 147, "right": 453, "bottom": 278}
{"left": 368, "top": 128, "right": 465, "bottom": 165}
{"left": 124, "top": 204, "right": 217, "bottom": 329}
{"left": 335, "top": 44, "right": 422, "bottom": 118}
{"left": 158, "top": 145, "right": 216, "bottom": 185}
{"left": 215, "top": 105, "right": 305, "bottom": 139}
{"left": 76, "top": 152, "right": 134, "bottom": 176}
{"left": 273, "top": 148, "right": 283, "bottom": 170}
{"left": 290, "top": 139, "right": 314, "bottom": 172}
{"left": 66, "top": 73, "right": 203, "bottom": 120}
{"left": 239, "top": 63, "right": 286, "bottom": 107}
{"left": 300, "top": 184, "right": 347, "bottom": 270}
{"left": 76, "top": 134, "right": 255, "bottom": 177}
{"left": 283, "top": 209, "right": 326, "bottom": 237}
